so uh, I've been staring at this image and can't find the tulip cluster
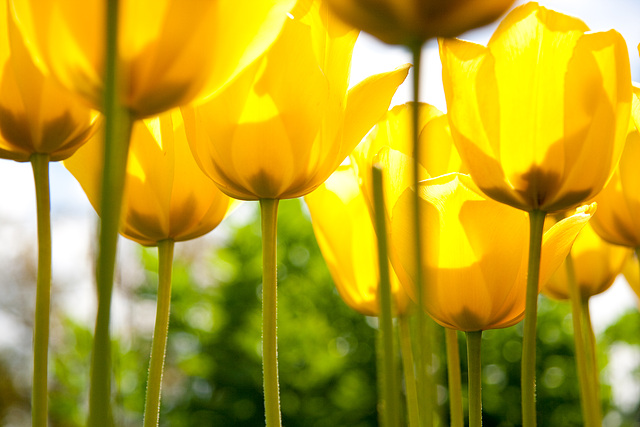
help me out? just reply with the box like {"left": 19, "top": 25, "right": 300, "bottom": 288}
{"left": 2, "top": 0, "right": 640, "bottom": 426}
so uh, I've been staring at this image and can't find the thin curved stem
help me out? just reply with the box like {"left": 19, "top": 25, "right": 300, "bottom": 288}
{"left": 581, "top": 296, "right": 601, "bottom": 424}
{"left": 372, "top": 165, "right": 401, "bottom": 427}
{"left": 260, "top": 198, "right": 281, "bottom": 427}
{"left": 143, "top": 240, "right": 175, "bottom": 427}
{"left": 521, "top": 209, "right": 545, "bottom": 427}
{"left": 445, "top": 328, "right": 463, "bottom": 427}
{"left": 89, "top": 1, "right": 133, "bottom": 424}
{"left": 399, "top": 315, "right": 420, "bottom": 427}
{"left": 410, "top": 41, "right": 434, "bottom": 427}
{"left": 565, "top": 252, "right": 598, "bottom": 427}
{"left": 466, "top": 331, "right": 483, "bottom": 427}
{"left": 31, "top": 153, "right": 51, "bottom": 427}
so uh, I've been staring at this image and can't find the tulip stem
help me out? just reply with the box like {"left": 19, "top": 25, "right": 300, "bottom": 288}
{"left": 580, "top": 295, "right": 601, "bottom": 423}
{"left": 410, "top": 41, "right": 433, "bottom": 427}
{"left": 89, "top": 1, "right": 132, "bottom": 425}
{"left": 31, "top": 154, "right": 51, "bottom": 427}
{"left": 521, "top": 209, "right": 545, "bottom": 427}
{"left": 260, "top": 198, "right": 282, "bottom": 427}
{"left": 445, "top": 328, "right": 463, "bottom": 427}
{"left": 143, "top": 240, "right": 175, "bottom": 427}
{"left": 372, "top": 165, "right": 401, "bottom": 427}
{"left": 399, "top": 315, "right": 420, "bottom": 427}
{"left": 466, "top": 331, "right": 483, "bottom": 427}
{"left": 565, "top": 252, "right": 599, "bottom": 427}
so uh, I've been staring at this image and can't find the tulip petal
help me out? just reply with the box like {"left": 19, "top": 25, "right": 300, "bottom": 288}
{"left": 341, "top": 63, "right": 410, "bottom": 161}
{"left": 539, "top": 203, "right": 595, "bottom": 289}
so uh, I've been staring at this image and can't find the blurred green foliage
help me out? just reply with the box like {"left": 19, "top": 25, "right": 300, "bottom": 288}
{"left": 2, "top": 199, "right": 640, "bottom": 426}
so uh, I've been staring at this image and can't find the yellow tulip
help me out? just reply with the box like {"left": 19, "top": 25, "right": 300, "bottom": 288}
{"left": 388, "top": 173, "right": 593, "bottom": 331}
{"left": 65, "top": 109, "right": 232, "bottom": 246}
{"left": 440, "top": 2, "right": 631, "bottom": 213}
{"left": 11, "top": 0, "right": 295, "bottom": 119}
{"left": 305, "top": 163, "right": 411, "bottom": 317}
{"left": 590, "top": 88, "right": 640, "bottom": 248}
{"left": 351, "top": 102, "right": 465, "bottom": 218}
{"left": 0, "top": 0, "right": 98, "bottom": 162}
{"left": 543, "top": 222, "right": 631, "bottom": 300}
{"left": 182, "top": 0, "right": 410, "bottom": 201}
{"left": 325, "top": 0, "right": 515, "bottom": 46}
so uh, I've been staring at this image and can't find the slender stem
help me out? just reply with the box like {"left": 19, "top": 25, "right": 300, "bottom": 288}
{"left": 89, "top": 1, "right": 133, "bottom": 425}
{"left": 565, "top": 252, "right": 597, "bottom": 427}
{"left": 445, "top": 328, "right": 463, "bottom": 427}
{"left": 372, "top": 165, "right": 401, "bottom": 427}
{"left": 521, "top": 209, "right": 545, "bottom": 427}
{"left": 31, "top": 154, "right": 51, "bottom": 427}
{"left": 260, "top": 199, "right": 281, "bottom": 427}
{"left": 399, "top": 315, "right": 420, "bottom": 427}
{"left": 143, "top": 240, "right": 175, "bottom": 427}
{"left": 581, "top": 296, "right": 601, "bottom": 424}
{"left": 410, "top": 41, "right": 433, "bottom": 427}
{"left": 466, "top": 331, "right": 483, "bottom": 427}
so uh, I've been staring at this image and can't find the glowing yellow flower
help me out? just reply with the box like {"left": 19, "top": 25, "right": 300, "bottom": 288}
{"left": 182, "top": 0, "right": 410, "bottom": 201}
{"left": 543, "top": 222, "right": 631, "bottom": 300}
{"left": 440, "top": 2, "right": 631, "bottom": 213}
{"left": 325, "top": 0, "right": 515, "bottom": 45}
{"left": 591, "top": 88, "right": 640, "bottom": 248}
{"left": 0, "top": 0, "right": 98, "bottom": 162}
{"left": 11, "top": 0, "right": 295, "bottom": 119}
{"left": 388, "top": 173, "right": 593, "bottom": 331}
{"left": 305, "top": 163, "right": 411, "bottom": 317}
{"left": 351, "top": 102, "right": 465, "bottom": 218}
{"left": 65, "top": 109, "right": 232, "bottom": 246}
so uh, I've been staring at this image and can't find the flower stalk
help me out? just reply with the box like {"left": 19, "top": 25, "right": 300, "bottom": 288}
{"left": 260, "top": 198, "right": 281, "bottom": 427}
{"left": 31, "top": 153, "right": 52, "bottom": 427}
{"left": 89, "top": 1, "right": 133, "bottom": 425}
{"left": 522, "top": 209, "right": 546, "bottom": 427}
{"left": 410, "top": 41, "right": 433, "bottom": 427}
{"left": 565, "top": 251, "right": 600, "bottom": 427}
{"left": 372, "top": 165, "right": 401, "bottom": 427}
{"left": 143, "top": 240, "right": 175, "bottom": 427}
{"left": 445, "top": 328, "right": 463, "bottom": 427}
{"left": 466, "top": 331, "right": 483, "bottom": 427}
{"left": 399, "top": 315, "right": 420, "bottom": 427}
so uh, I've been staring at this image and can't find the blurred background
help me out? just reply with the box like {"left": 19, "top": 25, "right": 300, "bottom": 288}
{"left": 2, "top": 1, "right": 640, "bottom": 426}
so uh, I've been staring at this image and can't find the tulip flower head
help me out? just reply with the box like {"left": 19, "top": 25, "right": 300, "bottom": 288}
{"left": 182, "top": 0, "right": 410, "bottom": 201}
{"left": 388, "top": 173, "right": 593, "bottom": 331}
{"left": 543, "top": 221, "right": 631, "bottom": 300}
{"left": 441, "top": 2, "right": 631, "bottom": 213}
{"left": 11, "top": 0, "right": 296, "bottom": 119}
{"left": 65, "top": 109, "right": 232, "bottom": 246}
{"left": 352, "top": 102, "right": 465, "bottom": 219}
{"left": 0, "top": 0, "right": 98, "bottom": 162}
{"left": 591, "top": 87, "right": 640, "bottom": 249}
{"left": 325, "top": 0, "right": 515, "bottom": 46}
{"left": 305, "top": 163, "right": 411, "bottom": 317}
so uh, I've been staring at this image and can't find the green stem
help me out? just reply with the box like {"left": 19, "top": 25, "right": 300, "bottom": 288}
{"left": 372, "top": 165, "right": 401, "bottom": 427}
{"left": 580, "top": 296, "right": 601, "bottom": 424}
{"left": 521, "top": 209, "right": 545, "bottom": 427}
{"left": 89, "top": 1, "right": 133, "bottom": 425}
{"left": 143, "top": 240, "right": 175, "bottom": 427}
{"left": 31, "top": 154, "right": 51, "bottom": 427}
{"left": 565, "top": 252, "right": 597, "bottom": 427}
{"left": 410, "top": 41, "right": 432, "bottom": 427}
{"left": 399, "top": 315, "right": 420, "bottom": 427}
{"left": 260, "top": 199, "right": 281, "bottom": 427}
{"left": 445, "top": 328, "right": 463, "bottom": 427}
{"left": 466, "top": 331, "right": 483, "bottom": 427}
